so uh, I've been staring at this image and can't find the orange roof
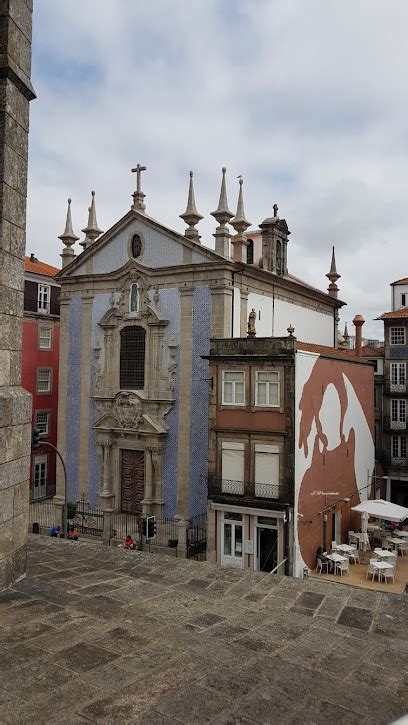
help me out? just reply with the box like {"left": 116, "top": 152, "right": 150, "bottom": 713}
{"left": 391, "top": 278, "right": 408, "bottom": 285}
{"left": 24, "top": 256, "right": 60, "bottom": 277}
{"left": 362, "top": 345, "right": 384, "bottom": 357}
{"left": 378, "top": 308, "right": 408, "bottom": 320}
{"left": 297, "top": 341, "right": 357, "bottom": 360}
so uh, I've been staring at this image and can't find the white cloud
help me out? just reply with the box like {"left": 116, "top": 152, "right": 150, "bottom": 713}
{"left": 27, "top": 0, "right": 408, "bottom": 339}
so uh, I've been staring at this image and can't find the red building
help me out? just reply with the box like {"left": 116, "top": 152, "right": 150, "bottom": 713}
{"left": 22, "top": 255, "right": 60, "bottom": 500}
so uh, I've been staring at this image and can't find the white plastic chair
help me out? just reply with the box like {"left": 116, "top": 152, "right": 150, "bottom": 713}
{"left": 382, "top": 566, "right": 395, "bottom": 584}
{"left": 335, "top": 559, "right": 349, "bottom": 576}
{"left": 348, "top": 548, "right": 359, "bottom": 564}
{"left": 331, "top": 541, "right": 337, "bottom": 552}
{"left": 348, "top": 531, "right": 355, "bottom": 545}
{"left": 316, "top": 558, "right": 329, "bottom": 575}
{"left": 398, "top": 542, "right": 408, "bottom": 556}
{"left": 366, "top": 560, "right": 377, "bottom": 581}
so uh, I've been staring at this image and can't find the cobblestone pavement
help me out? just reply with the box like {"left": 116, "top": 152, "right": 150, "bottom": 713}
{"left": 0, "top": 536, "right": 407, "bottom": 724}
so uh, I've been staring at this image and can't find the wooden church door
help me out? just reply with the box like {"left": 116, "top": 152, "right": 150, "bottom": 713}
{"left": 120, "top": 449, "right": 145, "bottom": 515}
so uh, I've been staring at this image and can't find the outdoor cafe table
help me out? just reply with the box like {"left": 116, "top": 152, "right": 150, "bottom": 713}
{"left": 373, "top": 549, "right": 395, "bottom": 560}
{"left": 336, "top": 544, "right": 357, "bottom": 554}
{"left": 393, "top": 530, "right": 408, "bottom": 538}
{"left": 326, "top": 553, "right": 347, "bottom": 573}
{"left": 386, "top": 537, "right": 403, "bottom": 548}
{"left": 367, "top": 524, "right": 380, "bottom": 531}
{"left": 371, "top": 560, "right": 393, "bottom": 582}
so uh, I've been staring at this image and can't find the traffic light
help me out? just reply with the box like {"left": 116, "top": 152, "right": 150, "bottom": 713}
{"left": 32, "top": 427, "right": 42, "bottom": 450}
{"left": 142, "top": 516, "right": 156, "bottom": 540}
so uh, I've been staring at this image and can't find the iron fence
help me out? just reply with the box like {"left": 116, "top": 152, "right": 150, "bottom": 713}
{"left": 111, "top": 511, "right": 141, "bottom": 540}
{"left": 72, "top": 496, "right": 104, "bottom": 537}
{"left": 187, "top": 515, "right": 207, "bottom": 561}
{"left": 29, "top": 499, "right": 56, "bottom": 530}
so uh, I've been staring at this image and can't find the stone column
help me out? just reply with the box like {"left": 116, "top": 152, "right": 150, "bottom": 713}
{"left": 175, "top": 287, "right": 194, "bottom": 546}
{"left": 55, "top": 296, "right": 70, "bottom": 500}
{"left": 240, "top": 290, "right": 249, "bottom": 338}
{"left": 210, "top": 285, "right": 232, "bottom": 339}
{"left": 99, "top": 441, "right": 114, "bottom": 511}
{"left": 78, "top": 294, "right": 93, "bottom": 499}
{"left": 0, "top": 0, "right": 35, "bottom": 589}
{"left": 142, "top": 446, "right": 153, "bottom": 514}
{"left": 206, "top": 505, "right": 216, "bottom": 564}
{"left": 151, "top": 446, "right": 164, "bottom": 516}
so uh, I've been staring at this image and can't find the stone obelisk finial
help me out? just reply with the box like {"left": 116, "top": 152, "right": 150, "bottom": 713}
{"left": 59, "top": 198, "right": 79, "bottom": 268}
{"left": 180, "top": 171, "right": 203, "bottom": 243}
{"left": 230, "top": 176, "right": 251, "bottom": 262}
{"left": 131, "top": 163, "right": 147, "bottom": 213}
{"left": 211, "top": 167, "right": 233, "bottom": 258}
{"left": 326, "top": 245, "right": 340, "bottom": 298}
{"left": 81, "top": 191, "right": 104, "bottom": 250}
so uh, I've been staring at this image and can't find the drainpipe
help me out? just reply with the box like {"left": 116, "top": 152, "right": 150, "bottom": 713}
{"left": 284, "top": 504, "right": 290, "bottom": 575}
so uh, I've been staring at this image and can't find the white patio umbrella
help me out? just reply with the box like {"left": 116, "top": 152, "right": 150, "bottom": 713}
{"left": 352, "top": 499, "right": 408, "bottom": 522}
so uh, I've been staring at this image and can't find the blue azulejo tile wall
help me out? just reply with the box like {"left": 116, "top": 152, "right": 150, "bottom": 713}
{"left": 189, "top": 286, "right": 211, "bottom": 519}
{"left": 66, "top": 296, "right": 82, "bottom": 502}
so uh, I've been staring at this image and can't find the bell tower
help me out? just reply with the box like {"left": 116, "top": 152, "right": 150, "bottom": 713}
{"left": 259, "top": 204, "right": 290, "bottom": 275}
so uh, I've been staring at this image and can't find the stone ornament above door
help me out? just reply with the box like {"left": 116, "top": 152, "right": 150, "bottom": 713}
{"left": 113, "top": 391, "right": 144, "bottom": 429}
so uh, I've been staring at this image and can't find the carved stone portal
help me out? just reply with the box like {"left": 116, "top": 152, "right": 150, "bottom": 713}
{"left": 113, "top": 392, "right": 144, "bottom": 429}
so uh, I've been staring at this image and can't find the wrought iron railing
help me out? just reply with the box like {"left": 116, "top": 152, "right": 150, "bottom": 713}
{"left": 382, "top": 454, "right": 408, "bottom": 470}
{"left": 384, "top": 382, "right": 407, "bottom": 394}
{"left": 29, "top": 499, "right": 56, "bottom": 529}
{"left": 384, "top": 416, "right": 407, "bottom": 431}
{"left": 208, "top": 476, "right": 283, "bottom": 502}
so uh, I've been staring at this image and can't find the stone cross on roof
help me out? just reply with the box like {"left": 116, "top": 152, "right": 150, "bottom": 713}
{"left": 131, "top": 164, "right": 147, "bottom": 213}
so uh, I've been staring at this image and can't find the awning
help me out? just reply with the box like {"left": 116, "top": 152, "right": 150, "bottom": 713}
{"left": 352, "top": 499, "right": 408, "bottom": 523}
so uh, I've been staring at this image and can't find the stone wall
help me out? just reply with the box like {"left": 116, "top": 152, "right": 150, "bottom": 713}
{"left": 0, "top": 0, "right": 35, "bottom": 588}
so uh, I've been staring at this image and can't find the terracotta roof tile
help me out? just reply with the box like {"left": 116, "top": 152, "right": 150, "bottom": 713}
{"left": 378, "top": 308, "right": 408, "bottom": 320}
{"left": 391, "top": 277, "right": 408, "bottom": 285}
{"left": 24, "top": 256, "right": 60, "bottom": 277}
{"left": 297, "top": 341, "right": 357, "bottom": 360}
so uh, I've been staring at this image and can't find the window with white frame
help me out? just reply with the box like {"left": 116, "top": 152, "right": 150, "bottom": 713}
{"left": 222, "top": 371, "right": 245, "bottom": 406}
{"left": 37, "top": 368, "right": 51, "bottom": 393}
{"left": 35, "top": 410, "right": 49, "bottom": 436}
{"left": 392, "top": 435, "right": 407, "bottom": 459}
{"left": 254, "top": 444, "right": 280, "bottom": 498}
{"left": 38, "top": 326, "right": 52, "bottom": 349}
{"left": 390, "top": 327, "right": 405, "bottom": 345}
{"left": 255, "top": 370, "right": 280, "bottom": 407}
{"left": 32, "top": 455, "right": 48, "bottom": 499}
{"left": 221, "top": 441, "right": 245, "bottom": 494}
{"left": 37, "top": 284, "right": 50, "bottom": 314}
{"left": 391, "top": 362, "right": 406, "bottom": 387}
{"left": 129, "top": 283, "right": 139, "bottom": 313}
{"left": 391, "top": 399, "right": 406, "bottom": 423}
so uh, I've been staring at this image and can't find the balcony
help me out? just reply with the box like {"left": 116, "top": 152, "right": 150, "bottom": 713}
{"left": 381, "top": 454, "right": 408, "bottom": 470}
{"left": 385, "top": 382, "right": 407, "bottom": 394}
{"left": 208, "top": 476, "right": 287, "bottom": 506}
{"left": 384, "top": 416, "right": 407, "bottom": 431}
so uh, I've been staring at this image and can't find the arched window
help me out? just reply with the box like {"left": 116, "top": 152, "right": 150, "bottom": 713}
{"left": 129, "top": 282, "right": 139, "bottom": 313}
{"left": 131, "top": 234, "right": 142, "bottom": 259}
{"left": 246, "top": 238, "right": 254, "bottom": 265}
{"left": 276, "top": 240, "right": 282, "bottom": 275}
{"left": 120, "top": 326, "right": 145, "bottom": 390}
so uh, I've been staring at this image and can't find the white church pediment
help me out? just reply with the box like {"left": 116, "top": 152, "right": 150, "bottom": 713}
{"left": 58, "top": 208, "right": 223, "bottom": 279}
{"left": 92, "top": 391, "right": 171, "bottom": 436}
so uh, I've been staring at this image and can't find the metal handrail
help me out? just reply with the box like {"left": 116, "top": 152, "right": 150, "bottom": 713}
{"left": 269, "top": 557, "right": 287, "bottom": 575}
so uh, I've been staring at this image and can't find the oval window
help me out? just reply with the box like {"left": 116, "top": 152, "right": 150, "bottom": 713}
{"left": 131, "top": 234, "right": 142, "bottom": 259}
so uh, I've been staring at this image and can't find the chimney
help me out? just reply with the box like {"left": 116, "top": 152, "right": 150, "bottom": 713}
{"left": 30, "top": 253, "right": 37, "bottom": 263}
{"left": 353, "top": 314, "right": 365, "bottom": 358}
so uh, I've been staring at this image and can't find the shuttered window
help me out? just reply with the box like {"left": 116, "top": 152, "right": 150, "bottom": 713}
{"left": 120, "top": 326, "right": 145, "bottom": 390}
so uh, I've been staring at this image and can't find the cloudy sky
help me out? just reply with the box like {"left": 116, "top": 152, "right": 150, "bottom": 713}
{"left": 27, "top": 0, "right": 408, "bottom": 339}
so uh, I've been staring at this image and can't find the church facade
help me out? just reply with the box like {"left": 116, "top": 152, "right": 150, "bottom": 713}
{"left": 55, "top": 167, "right": 343, "bottom": 533}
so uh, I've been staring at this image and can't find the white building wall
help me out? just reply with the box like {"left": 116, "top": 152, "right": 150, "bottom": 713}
{"left": 391, "top": 284, "right": 408, "bottom": 310}
{"left": 233, "top": 287, "right": 240, "bottom": 338}
{"left": 247, "top": 292, "right": 333, "bottom": 345}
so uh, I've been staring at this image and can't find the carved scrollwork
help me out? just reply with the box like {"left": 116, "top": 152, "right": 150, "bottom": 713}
{"left": 113, "top": 392, "right": 144, "bottom": 429}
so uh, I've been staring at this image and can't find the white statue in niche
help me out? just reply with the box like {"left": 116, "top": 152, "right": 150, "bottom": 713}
{"left": 129, "top": 282, "right": 139, "bottom": 313}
